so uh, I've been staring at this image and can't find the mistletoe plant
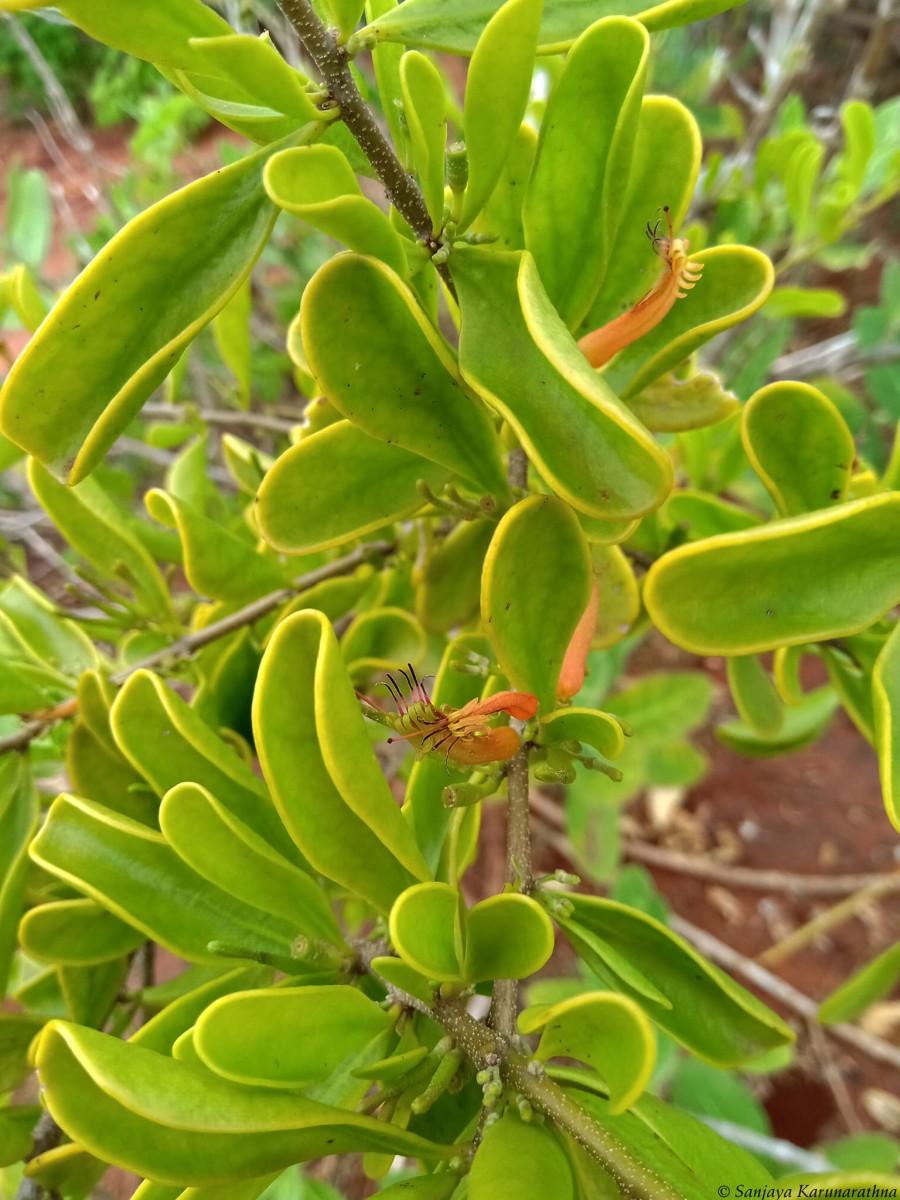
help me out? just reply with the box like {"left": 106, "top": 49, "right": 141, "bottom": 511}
{"left": 0, "top": 0, "right": 899, "bottom": 1197}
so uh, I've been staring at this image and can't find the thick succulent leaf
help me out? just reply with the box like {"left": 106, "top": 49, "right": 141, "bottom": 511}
{"left": 257, "top": 420, "right": 447, "bottom": 555}
{"left": 524, "top": 17, "right": 648, "bottom": 328}
{"left": 874, "top": 620, "right": 900, "bottom": 832}
{"left": 389, "top": 882, "right": 465, "bottom": 981}
{"left": 602, "top": 246, "right": 775, "bottom": 400}
{"left": 644, "top": 494, "right": 900, "bottom": 655}
{"left": 557, "top": 894, "right": 794, "bottom": 1065}
{"left": 145, "top": 489, "right": 288, "bottom": 605}
{"left": 628, "top": 372, "right": 739, "bottom": 433}
{"left": 302, "top": 255, "right": 506, "bottom": 495}
{"left": 174, "top": 34, "right": 322, "bottom": 143}
{"left": 481, "top": 495, "right": 592, "bottom": 712}
{"left": 377, "top": 1176, "right": 459, "bottom": 1198}
{"left": 458, "top": 0, "right": 542, "bottom": 232}
{"left": 590, "top": 544, "right": 640, "bottom": 648}
{"left": 263, "top": 146, "right": 406, "bottom": 273}
{"left": 36, "top": 1023, "right": 449, "bottom": 1186}
{"left": 519, "top": 991, "right": 655, "bottom": 1112}
{"left": 742, "top": 382, "right": 855, "bottom": 515}
{"left": 195, "top": 986, "right": 395, "bottom": 1088}
{"left": 582, "top": 95, "right": 701, "bottom": 334}
{"left": 464, "top": 893, "right": 554, "bottom": 982}
{"left": 132, "top": 1177, "right": 277, "bottom": 1200}
{"left": 471, "top": 123, "right": 536, "bottom": 251}
{"left": 818, "top": 942, "right": 900, "bottom": 1026}
{"left": 253, "top": 611, "right": 430, "bottom": 913}
{"left": 716, "top": 685, "right": 839, "bottom": 758}
{"left": 725, "top": 655, "right": 784, "bottom": 738}
{"left": 341, "top": 606, "right": 427, "bottom": 683}
{"left": 663, "top": 489, "right": 762, "bottom": 538}
{"left": 0, "top": 1012, "right": 46, "bottom": 1091}
{"left": 559, "top": 1082, "right": 773, "bottom": 1198}
{"left": 133, "top": 967, "right": 273, "bottom": 1056}
{"left": 21, "top": 1140, "right": 106, "bottom": 1197}
{"left": 822, "top": 631, "right": 881, "bottom": 744}
{"left": 30, "top": 795, "right": 299, "bottom": 965}
{"left": 60, "top": 958, "right": 129, "bottom": 1027}
{"left": 0, "top": 755, "right": 39, "bottom": 998}
{"left": 28, "top": 462, "right": 175, "bottom": 622}
{"left": 363, "top": 0, "right": 746, "bottom": 55}
{"left": 403, "top": 633, "right": 494, "bottom": 874}
{"left": 159, "top": 784, "right": 343, "bottom": 945}
{"left": 779, "top": 1174, "right": 900, "bottom": 1197}
{"left": 538, "top": 708, "right": 625, "bottom": 759}
{"left": 470, "top": 1112, "right": 574, "bottom": 1200}
{"left": 58, "top": 0, "right": 230, "bottom": 67}
{"left": 19, "top": 899, "right": 145, "bottom": 966}
{"left": 0, "top": 144, "right": 286, "bottom": 484}
{"left": 0, "top": 576, "right": 98, "bottom": 679}
{"left": 111, "top": 670, "right": 296, "bottom": 861}
{"left": 415, "top": 519, "right": 494, "bottom": 633}
{"left": 0, "top": 1106, "right": 42, "bottom": 1169}
{"left": 370, "top": 956, "right": 434, "bottom": 1006}
{"left": 399, "top": 52, "right": 447, "bottom": 230}
{"left": 453, "top": 246, "right": 673, "bottom": 521}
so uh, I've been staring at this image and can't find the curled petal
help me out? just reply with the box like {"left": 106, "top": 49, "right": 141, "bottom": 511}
{"left": 448, "top": 725, "right": 521, "bottom": 765}
{"left": 471, "top": 691, "right": 539, "bottom": 721}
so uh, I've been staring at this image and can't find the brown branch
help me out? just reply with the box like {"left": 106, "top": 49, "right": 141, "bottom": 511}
{"left": 276, "top": 0, "right": 457, "bottom": 297}
{"left": 13, "top": 1112, "right": 62, "bottom": 1200}
{"left": 758, "top": 874, "right": 900, "bottom": 967}
{"left": 0, "top": 539, "right": 395, "bottom": 756}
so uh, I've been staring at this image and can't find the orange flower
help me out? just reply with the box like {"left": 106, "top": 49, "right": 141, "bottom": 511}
{"left": 577, "top": 207, "right": 703, "bottom": 369}
{"left": 380, "top": 666, "right": 537, "bottom": 766}
{"left": 557, "top": 583, "right": 599, "bottom": 702}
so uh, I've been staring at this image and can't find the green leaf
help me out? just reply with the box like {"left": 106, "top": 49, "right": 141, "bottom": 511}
{"left": 627, "top": 371, "right": 739, "bottom": 433}
{"left": 253, "top": 611, "right": 430, "bottom": 914}
{"left": 872, "top": 616, "right": 900, "bottom": 831}
{"left": 58, "top": 0, "right": 231, "bottom": 69}
{"left": 664, "top": 489, "right": 762, "bottom": 538}
{"left": 557, "top": 894, "right": 794, "bottom": 1065}
{"left": 742, "top": 382, "right": 855, "bottom": 515}
{"left": 263, "top": 146, "right": 406, "bottom": 274}
{"left": 363, "top": 0, "right": 750, "bottom": 55}
{"left": 523, "top": 17, "right": 648, "bottom": 328}
{"left": 133, "top": 967, "right": 273, "bottom": 1056}
{"left": 779, "top": 1172, "right": 900, "bottom": 1196}
{"left": 257, "top": 420, "right": 447, "bottom": 555}
{"left": 764, "top": 287, "right": 847, "bottom": 319}
{"left": 377, "top": 1176, "right": 459, "bottom": 1198}
{"left": 6, "top": 167, "right": 51, "bottom": 270}
{"left": 645, "top": 494, "right": 900, "bottom": 655}
{"left": 31, "top": 794, "right": 299, "bottom": 966}
{"left": 415, "top": 519, "right": 494, "bottom": 633}
{"left": 195, "top": 986, "right": 396, "bottom": 1088}
{"left": 667, "top": 1057, "right": 771, "bottom": 1133}
{"left": 35, "top": 1023, "right": 449, "bottom": 1186}
{"left": 213, "top": 280, "right": 253, "bottom": 407}
{"left": 716, "top": 685, "right": 839, "bottom": 758}
{"left": 0, "top": 756, "right": 39, "bottom": 998}
{"left": 464, "top": 893, "right": 554, "bottom": 981}
{"left": 0, "top": 1012, "right": 45, "bottom": 1092}
{"left": 519, "top": 991, "right": 655, "bottom": 1112}
{"left": 19, "top": 899, "right": 145, "bottom": 966}
{"left": 159, "top": 783, "right": 343, "bottom": 946}
{"left": 389, "top": 882, "right": 465, "bottom": 981}
{"left": 458, "top": 0, "right": 542, "bottom": 233}
{"left": 481, "top": 494, "right": 592, "bottom": 712}
{"left": 818, "top": 1134, "right": 900, "bottom": 1174}
{"left": 27, "top": 461, "right": 176, "bottom": 622}
{"left": 399, "top": 52, "right": 447, "bottom": 231}
{"left": 5, "top": 264, "right": 49, "bottom": 332}
{"left": 341, "top": 607, "right": 427, "bottom": 684}
{"left": 725, "top": 654, "right": 784, "bottom": 738}
{"left": 471, "top": 122, "right": 536, "bottom": 251}
{"left": 818, "top": 941, "right": 900, "bottom": 1025}
{"left": 590, "top": 544, "right": 640, "bottom": 648}
{"left": 59, "top": 957, "right": 129, "bottom": 1027}
{"left": 111, "top": 670, "right": 296, "bottom": 860}
{"left": 0, "top": 1106, "right": 41, "bottom": 1169}
{"left": 470, "top": 1112, "right": 573, "bottom": 1200}
{"left": 302, "top": 254, "right": 506, "bottom": 495}
{"left": 0, "top": 143, "right": 285, "bottom": 484}
{"left": 539, "top": 708, "right": 625, "bottom": 759}
{"left": 145, "top": 488, "right": 288, "bottom": 605}
{"left": 602, "top": 246, "right": 775, "bottom": 400}
{"left": 453, "top": 246, "right": 673, "bottom": 521}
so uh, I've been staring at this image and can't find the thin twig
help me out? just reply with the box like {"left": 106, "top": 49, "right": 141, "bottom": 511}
{"left": 671, "top": 913, "right": 900, "bottom": 1072}
{"left": 1, "top": 14, "right": 90, "bottom": 153}
{"left": 141, "top": 401, "right": 303, "bottom": 435}
{"left": 0, "top": 539, "right": 395, "bottom": 756}
{"left": 758, "top": 875, "right": 900, "bottom": 967}
{"left": 275, "top": 0, "right": 457, "bottom": 297}
{"left": 622, "top": 837, "right": 900, "bottom": 897}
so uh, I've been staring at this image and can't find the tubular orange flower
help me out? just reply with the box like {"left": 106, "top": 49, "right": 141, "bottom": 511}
{"left": 376, "top": 665, "right": 538, "bottom": 766}
{"left": 557, "top": 582, "right": 599, "bottom": 702}
{"left": 577, "top": 207, "right": 703, "bottom": 369}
